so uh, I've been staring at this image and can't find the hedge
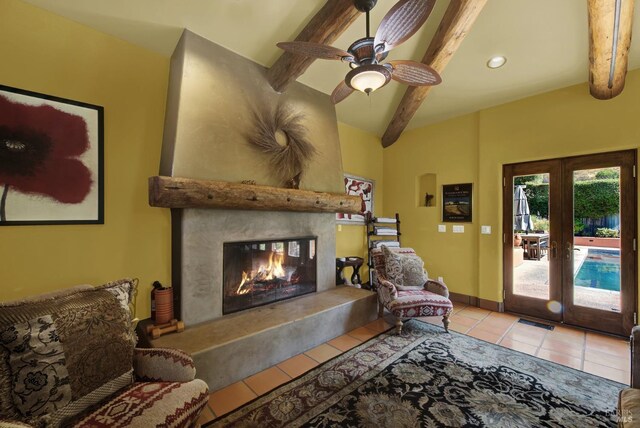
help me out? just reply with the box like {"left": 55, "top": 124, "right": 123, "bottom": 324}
{"left": 521, "top": 179, "right": 619, "bottom": 219}
{"left": 574, "top": 180, "right": 619, "bottom": 218}
{"left": 522, "top": 184, "right": 549, "bottom": 218}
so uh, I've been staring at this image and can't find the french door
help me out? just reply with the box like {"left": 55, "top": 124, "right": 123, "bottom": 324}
{"left": 503, "top": 150, "right": 636, "bottom": 336}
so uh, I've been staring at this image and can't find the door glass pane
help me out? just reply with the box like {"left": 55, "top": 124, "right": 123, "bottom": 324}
{"left": 512, "top": 174, "right": 550, "bottom": 300}
{"left": 572, "top": 167, "right": 621, "bottom": 312}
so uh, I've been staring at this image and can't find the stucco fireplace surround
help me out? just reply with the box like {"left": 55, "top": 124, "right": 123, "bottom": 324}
{"left": 173, "top": 208, "right": 340, "bottom": 326}
{"left": 148, "top": 30, "right": 378, "bottom": 391}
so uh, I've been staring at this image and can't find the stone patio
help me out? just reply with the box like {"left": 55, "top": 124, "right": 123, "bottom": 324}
{"left": 512, "top": 246, "right": 621, "bottom": 312}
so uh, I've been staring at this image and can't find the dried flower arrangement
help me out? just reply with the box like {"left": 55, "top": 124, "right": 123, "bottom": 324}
{"left": 247, "top": 103, "right": 316, "bottom": 188}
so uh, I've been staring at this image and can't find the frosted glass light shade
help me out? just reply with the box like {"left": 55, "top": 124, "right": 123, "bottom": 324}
{"left": 350, "top": 70, "right": 387, "bottom": 92}
{"left": 346, "top": 64, "right": 391, "bottom": 94}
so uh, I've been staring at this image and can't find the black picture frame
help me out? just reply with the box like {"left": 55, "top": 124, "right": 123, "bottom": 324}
{"left": 0, "top": 84, "right": 104, "bottom": 225}
{"left": 442, "top": 183, "right": 473, "bottom": 222}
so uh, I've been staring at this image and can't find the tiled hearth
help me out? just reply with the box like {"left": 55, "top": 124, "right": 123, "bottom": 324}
{"left": 196, "top": 302, "right": 631, "bottom": 425}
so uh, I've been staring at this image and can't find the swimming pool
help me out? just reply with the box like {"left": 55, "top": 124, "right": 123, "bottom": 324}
{"left": 574, "top": 248, "right": 620, "bottom": 291}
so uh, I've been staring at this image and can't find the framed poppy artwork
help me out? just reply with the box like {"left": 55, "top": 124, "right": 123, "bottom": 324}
{"left": 0, "top": 84, "right": 104, "bottom": 225}
{"left": 336, "top": 173, "right": 374, "bottom": 224}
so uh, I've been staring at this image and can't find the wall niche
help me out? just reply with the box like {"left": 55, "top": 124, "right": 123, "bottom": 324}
{"left": 417, "top": 173, "right": 437, "bottom": 208}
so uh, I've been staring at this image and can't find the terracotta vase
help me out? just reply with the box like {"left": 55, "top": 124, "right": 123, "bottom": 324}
{"left": 152, "top": 288, "right": 174, "bottom": 325}
{"left": 514, "top": 234, "right": 522, "bottom": 247}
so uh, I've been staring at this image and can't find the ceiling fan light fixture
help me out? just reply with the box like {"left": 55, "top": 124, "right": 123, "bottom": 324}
{"left": 346, "top": 64, "right": 391, "bottom": 94}
{"left": 487, "top": 55, "right": 507, "bottom": 69}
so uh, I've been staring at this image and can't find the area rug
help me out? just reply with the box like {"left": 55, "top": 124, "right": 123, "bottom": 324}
{"left": 207, "top": 320, "right": 624, "bottom": 427}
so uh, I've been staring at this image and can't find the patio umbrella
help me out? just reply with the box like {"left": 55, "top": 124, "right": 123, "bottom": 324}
{"left": 514, "top": 185, "right": 534, "bottom": 232}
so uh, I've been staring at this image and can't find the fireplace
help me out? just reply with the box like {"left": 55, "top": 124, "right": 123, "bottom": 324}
{"left": 222, "top": 237, "right": 317, "bottom": 314}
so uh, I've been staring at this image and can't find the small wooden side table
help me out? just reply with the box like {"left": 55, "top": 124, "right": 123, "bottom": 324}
{"left": 336, "top": 257, "right": 364, "bottom": 286}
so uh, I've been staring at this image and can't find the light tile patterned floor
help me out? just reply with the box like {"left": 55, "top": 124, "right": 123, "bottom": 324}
{"left": 197, "top": 303, "right": 631, "bottom": 425}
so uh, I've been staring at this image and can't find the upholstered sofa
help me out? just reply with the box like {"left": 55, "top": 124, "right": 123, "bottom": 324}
{"left": 0, "top": 279, "right": 209, "bottom": 427}
{"left": 619, "top": 326, "right": 640, "bottom": 427}
{"left": 371, "top": 246, "right": 453, "bottom": 334}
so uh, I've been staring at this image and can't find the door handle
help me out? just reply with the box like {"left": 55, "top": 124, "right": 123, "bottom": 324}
{"left": 565, "top": 242, "right": 573, "bottom": 260}
{"left": 551, "top": 241, "right": 557, "bottom": 259}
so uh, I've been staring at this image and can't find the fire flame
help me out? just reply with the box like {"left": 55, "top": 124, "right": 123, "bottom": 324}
{"left": 261, "top": 252, "right": 285, "bottom": 279}
{"left": 236, "top": 252, "right": 286, "bottom": 295}
{"left": 236, "top": 271, "right": 251, "bottom": 295}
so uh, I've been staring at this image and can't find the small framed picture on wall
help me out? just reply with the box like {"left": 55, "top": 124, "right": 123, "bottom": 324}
{"left": 442, "top": 183, "right": 473, "bottom": 222}
{"left": 336, "top": 173, "right": 374, "bottom": 224}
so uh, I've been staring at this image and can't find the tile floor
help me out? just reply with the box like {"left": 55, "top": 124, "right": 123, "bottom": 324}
{"left": 197, "top": 302, "right": 631, "bottom": 425}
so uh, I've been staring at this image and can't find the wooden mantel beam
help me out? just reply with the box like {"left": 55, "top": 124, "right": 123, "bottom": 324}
{"left": 588, "top": 0, "right": 635, "bottom": 100}
{"left": 381, "top": 0, "right": 488, "bottom": 147}
{"left": 267, "top": 0, "right": 361, "bottom": 93}
{"left": 149, "top": 176, "right": 362, "bottom": 214}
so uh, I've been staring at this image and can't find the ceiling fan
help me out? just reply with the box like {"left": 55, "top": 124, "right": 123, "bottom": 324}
{"left": 276, "top": 0, "right": 442, "bottom": 104}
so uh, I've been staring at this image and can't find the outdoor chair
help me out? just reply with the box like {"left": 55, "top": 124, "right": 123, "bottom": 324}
{"left": 371, "top": 246, "right": 453, "bottom": 334}
{"left": 529, "top": 239, "right": 549, "bottom": 260}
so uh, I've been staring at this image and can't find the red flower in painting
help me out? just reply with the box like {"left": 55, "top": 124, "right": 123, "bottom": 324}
{"left": 0, "top": 94, "right": 92, "bottom": 221}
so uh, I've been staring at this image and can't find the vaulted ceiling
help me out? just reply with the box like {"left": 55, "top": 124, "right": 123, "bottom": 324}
{"left": 22, "top": 0, "right": 640, "bottom": 140}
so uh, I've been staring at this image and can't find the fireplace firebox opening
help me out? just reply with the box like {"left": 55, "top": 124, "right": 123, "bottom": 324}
{"left": 223, "top": 237, "right": 317, "bottom": 314}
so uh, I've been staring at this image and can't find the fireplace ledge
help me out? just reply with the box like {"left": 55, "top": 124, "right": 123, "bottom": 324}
{"left": 149, "top": 176, "right": 362, "bottom": 214}
{"left": 149, "top": 286, "right": 378, "bottom": 390}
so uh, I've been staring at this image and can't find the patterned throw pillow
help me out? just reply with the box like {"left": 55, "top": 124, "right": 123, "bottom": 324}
{"left": 399, "top": 254, "right": 428, "bottom": 287}
{"left": 381, "top": 246, "right": 428, "bottom": 288}
{"left": 1, "top": 315, "right": 72, "bottom": 417}
{"left": 0, "top": 279, "right": 137, "bottom": 427}
{"left": 381, "top": 245, "right": 404, "bottom": 285}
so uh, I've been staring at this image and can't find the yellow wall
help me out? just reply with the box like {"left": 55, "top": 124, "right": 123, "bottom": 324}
{"left": 383, "top": 114, "right": 479, "bottom": 297}
{"left": 6, "top": 0, "right": 640, "bottom": 317}
{"left": 0, "top": 0, "right": 170, "bottom": 318}
{"left": 385, "top": 68, "right": 640, "bottom": 304}
{"left": 336, "top": 122, "right": 384, "bottom": 282}
{"left": 477, "top": 69, "right": 640, "bottom": 303}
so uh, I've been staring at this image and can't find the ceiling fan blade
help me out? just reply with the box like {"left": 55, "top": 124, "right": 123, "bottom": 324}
{"left": 331, "top": 80, "right": 355, "bottom": 104}
{"left": 389, "top": 60, "right": 442, "bottom": 86}
{"left": 374, "top": 0, "right": 436, "bottom": 53}
{"left": 276, "top": 42, "right": 355, "bottom": 62}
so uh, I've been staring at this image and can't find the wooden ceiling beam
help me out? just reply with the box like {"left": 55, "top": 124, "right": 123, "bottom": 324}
{"left": 588, "top": 0, "right": 635, "bottom": 100}
{"left": 381, "top": 0, "right": 488, "bottom": 147}
{"left": 267, "top": 0, "right": 361, "bottom": 93}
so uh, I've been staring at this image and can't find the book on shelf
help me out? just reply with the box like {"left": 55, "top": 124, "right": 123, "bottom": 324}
{"left": 374, "top": 217, "right": 397, "bottom": 224}
{"left": 374, "top": 227, "right": 397, "bottom": 235}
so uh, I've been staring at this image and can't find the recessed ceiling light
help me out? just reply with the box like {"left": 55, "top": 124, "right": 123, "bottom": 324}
{"left": 487, "top": 56, "right": 507, "bottom": 69}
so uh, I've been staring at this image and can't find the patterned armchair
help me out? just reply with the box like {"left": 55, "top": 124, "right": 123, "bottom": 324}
{"left": 618, "top": 326, "right": 640, "bottom": 426}
{"left": 372, "top": 247, "right": 453, "bottom": 334}
{"left": 0, "top": 279, "right": 209, "bottom": 428}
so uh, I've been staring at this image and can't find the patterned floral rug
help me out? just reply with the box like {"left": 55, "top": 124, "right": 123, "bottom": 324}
{"left": 207, "top": 320, "right": 624, "bottom": 427}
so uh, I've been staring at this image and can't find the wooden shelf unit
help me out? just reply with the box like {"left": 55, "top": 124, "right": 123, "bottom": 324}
{"left": 366, "top": 213, "right": 401, "bottom": 289}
